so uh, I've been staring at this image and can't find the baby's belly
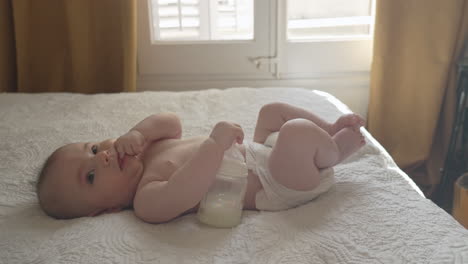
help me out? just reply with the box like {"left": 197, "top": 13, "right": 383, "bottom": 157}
{"left": 238, "top": 144, "right": 263, "bottom": 210}
{"left": 243, "top": 170, "right": 263, "bottom": 210}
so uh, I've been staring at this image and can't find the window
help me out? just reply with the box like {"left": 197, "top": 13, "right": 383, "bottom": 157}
{"left": 153, "top": 0, "right": 254, "bottom": 41}
{"left": 280, "top": 0, "right": 375, "bottom": 77}
{"left": 287, "top": 0, "right": 374, "bottom": 41}
{"left": 138, "top": 0, "right": 375, "bottom": 91}
{"left": 138, "top": 0, "right": 272, "bottom": 77}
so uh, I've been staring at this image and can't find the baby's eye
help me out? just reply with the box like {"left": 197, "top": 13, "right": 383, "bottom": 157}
{"left": 87, "top": 171, "right": 95, "bottom": 184}
{"left": 91, "top": 145, "right": 98, "bottom": 154}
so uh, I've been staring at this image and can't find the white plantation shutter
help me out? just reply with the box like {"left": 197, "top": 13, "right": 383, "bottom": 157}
{"left": 152, "top": 0, "right": 253, "bottom": 41}
{"left": 138, "top": 0, "right": 271, "bottom": 76}
{"left": 153, "top": 0, "right": 202, "bottom": 40}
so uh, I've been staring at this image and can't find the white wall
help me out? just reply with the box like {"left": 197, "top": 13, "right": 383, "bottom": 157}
{"left": 137, "top": 72, "right": 370, "bottom": 119}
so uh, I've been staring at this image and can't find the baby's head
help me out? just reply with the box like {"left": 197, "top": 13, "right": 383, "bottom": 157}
{"left": 37, "top": 139, "right": 144, "bottom": 219}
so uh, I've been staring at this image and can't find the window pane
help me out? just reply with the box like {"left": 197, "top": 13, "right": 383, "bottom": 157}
{"left": 289, "top": 25, "right": 370, "bottom": 40}
{"left": 214, "top": 0, "right": 253, "bottom": 40}
{"left": 287, "top": 0, "right": 374, "bottom": 40}
{"left": 160, "top": 28, "right": 199, "bottom": 39}
{"left": 151, "top": 0, "right": 253, "bottom": 41}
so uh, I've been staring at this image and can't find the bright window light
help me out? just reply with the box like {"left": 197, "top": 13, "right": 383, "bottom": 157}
{"left": 151, "top": 0, "right": 254, "bottom": 41}
{"left": 287, "top": 0, "right": 375, "bottom": 41}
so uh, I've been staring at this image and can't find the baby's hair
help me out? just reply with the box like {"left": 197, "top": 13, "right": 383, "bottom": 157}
{"left": 37, "top": 150, "right": 57, "bottom": 191}
{"left": 37, "top": 146, "right": 73, "bottom": 219}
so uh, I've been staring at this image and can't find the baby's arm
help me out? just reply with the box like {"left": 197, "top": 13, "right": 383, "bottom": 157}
{"left": 115, "top": 113, "right": 182, "bottom": 157}
{"left": 131, "top": 113, "right": 182, "bottom": 142}
{"left": 133, "top": 122, "right": 244, "bottom": 223}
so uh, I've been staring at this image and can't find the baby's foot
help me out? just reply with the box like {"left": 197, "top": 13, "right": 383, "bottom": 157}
{"left": 332, "top": 127, "right": 365, "bottom": 163}
{"left": 330, "top": 114, "right": 365, "bottom": 136}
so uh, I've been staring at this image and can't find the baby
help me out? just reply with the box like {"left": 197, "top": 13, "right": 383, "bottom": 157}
{"left": 37, "top": 102, "right": 365, "bottom": 222}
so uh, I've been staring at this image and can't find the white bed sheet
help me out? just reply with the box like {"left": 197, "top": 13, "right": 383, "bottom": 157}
{"left": 0, "top": 87, "right": 467, "bottom": 264}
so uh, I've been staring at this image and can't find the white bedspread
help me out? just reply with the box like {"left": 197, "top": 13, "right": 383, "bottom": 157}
{"left": 0, "top": 88, "right": 467, "bottom": 264}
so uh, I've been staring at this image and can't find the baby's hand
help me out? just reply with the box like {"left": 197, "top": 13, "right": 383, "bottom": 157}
{"left": 114, "top": 130, "right": 146, "bottom": 158}
{"left": 210, "top": 121, "right": 244, "bottom": 151}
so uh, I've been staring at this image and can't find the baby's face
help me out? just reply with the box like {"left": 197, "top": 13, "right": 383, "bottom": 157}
{"left": 50, "top": 139, "right": 144, "bottom": 216}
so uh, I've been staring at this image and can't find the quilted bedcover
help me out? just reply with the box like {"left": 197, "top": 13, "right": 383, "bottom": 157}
{"left": 0, "top": 87, "right": 467, "bottom": 264}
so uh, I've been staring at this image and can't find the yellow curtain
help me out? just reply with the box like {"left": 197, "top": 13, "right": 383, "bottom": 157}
{"left": 0, "top": 0, "right": 16, "bottom": 92}
{"left": 368, "top": 0, "right": 468, "bottom": 196}
{"left": 0, "top": 0, "right": 136, "bottom": 93}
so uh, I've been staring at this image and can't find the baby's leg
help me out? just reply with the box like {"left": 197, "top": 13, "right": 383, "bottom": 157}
{"left": 253, "top": 102, "right": 333, "bottom": 144}
{"left": 267, "top": 119, "right": 364, "bottom": 191}
{"left": 253, "top": 102, "right": 364, "bottom": 143}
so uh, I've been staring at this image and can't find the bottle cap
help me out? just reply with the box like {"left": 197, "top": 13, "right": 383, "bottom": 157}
{"left": 218, "top": 157, "right": 248, "bottom": 178}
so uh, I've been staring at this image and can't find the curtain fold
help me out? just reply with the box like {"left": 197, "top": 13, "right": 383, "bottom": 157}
{"left": 0, "top": 0, "right": 16, "bottom": 92}
{"left": 0, "top": 0, "right": 136, "bottom": 93}
{"left": 368, "top": 0, "right": 468, "bottom": 196}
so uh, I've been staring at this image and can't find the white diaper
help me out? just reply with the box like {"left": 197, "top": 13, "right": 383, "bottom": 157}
{"left": 245, "top": 133, "right": 335, "bottom": 211}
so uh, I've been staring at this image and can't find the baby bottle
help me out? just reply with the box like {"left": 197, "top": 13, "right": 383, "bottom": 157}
{"left": 197, "top": 144, "right": 248, "bottom": 228}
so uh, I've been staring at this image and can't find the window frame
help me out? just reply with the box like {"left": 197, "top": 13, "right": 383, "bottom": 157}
{"left": 137, "top": 0, "right": 276, "bottom": 77}
{"left": 137, "top": 0, "right": 375, "bottom": 107}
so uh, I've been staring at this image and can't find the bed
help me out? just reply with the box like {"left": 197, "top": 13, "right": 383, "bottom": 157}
{"left": 0, "top": 87, "right": 467, "bottom": 263}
